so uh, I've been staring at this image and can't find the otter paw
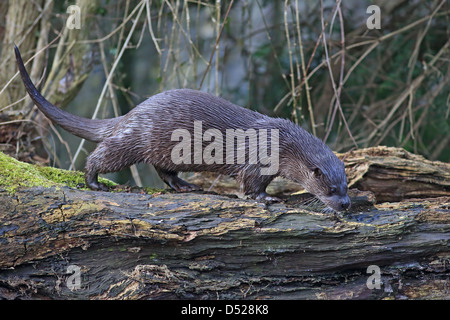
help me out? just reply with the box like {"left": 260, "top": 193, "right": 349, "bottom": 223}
{"left": 254, "top": 192, "right": 281, "bottom": 203}
{"left": 263, "top": 195, "right": 282, "bottom": 203}
{"left": 171, "top": 180, "right": 203, "bottom": 193}
{"left": 90, "top": 182, "right": 110, "bottom": 192}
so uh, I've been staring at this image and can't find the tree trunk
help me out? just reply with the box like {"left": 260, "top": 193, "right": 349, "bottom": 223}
{"left": 0, "top": 0, "right": 99, "bottom": 112}
{"left": 0, "top": 0, "right": 101, "bottom": 167}
{"left": 0, "top": 147, "right": 449, "bottom": 300}
{"left": 0, "top": 0, "right": 46, "bottom": 109}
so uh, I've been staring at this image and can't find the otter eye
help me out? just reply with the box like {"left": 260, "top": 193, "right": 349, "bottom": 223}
{"left": 313, "top": 168, "right": 322, "bottom": 177}
{"left": 330, "top": 187, "right": 337, "bottom": 194}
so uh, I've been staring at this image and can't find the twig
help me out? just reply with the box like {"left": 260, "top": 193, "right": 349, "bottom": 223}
{"left": 295, "top": 0, "right": 315, "bottom": 135}
{"left": 273, "top": 0, "right": 337, "bottom": 114}
{"left": 0, "top": 34, "right": 61, "bottom": 99}
{"left": 324, "top": 1, "right": 346, "bottom": 143}
{"left": 273, "top": 9, "right": 450, "bottom": 115}
{"left": 146, "top": 0, "right": 162, "bottom": 55}
{"left": 199, "top": 0, "right": 234, "bottom": 89}
{"left": 70, "top": 1, "right": 147, "bottom": 170}
{"left": 320, "top": 0, "right": 357, "bottom": 147}
{"left": 368, "top": 40, "right": 449, "bottom": 144}
{"left": 215, "top": 0, "right": 221, "bottom": 96}
{"left": 284, "top": 0, "right": 297, "bottom": 120}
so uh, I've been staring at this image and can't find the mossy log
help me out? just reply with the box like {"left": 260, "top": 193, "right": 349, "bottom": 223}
{"left": 0, "top": 147, "right": 449, "bottom": 300}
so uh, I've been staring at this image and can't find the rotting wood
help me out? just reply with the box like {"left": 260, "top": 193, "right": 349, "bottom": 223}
{"left": 0, "top": 147, "right": 449, "bottom": 299}
{"left": 344, "top": 146, "right": 450, "bottom": 202}
{"left": 0, "top": 187, "right": 448, "bottom": 299}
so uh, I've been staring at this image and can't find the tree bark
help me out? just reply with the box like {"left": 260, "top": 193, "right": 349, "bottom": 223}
{"left": 0, "top": 1, "right": 100, "bottom": 166}
{"left": 0, "top": 147, "right": 449, "bottom": 300}
{"left": 0, "top": 0, "right": 99, "bottom": 112}
{"left": 0, "top": 0, "right": 46, "bottom": 108}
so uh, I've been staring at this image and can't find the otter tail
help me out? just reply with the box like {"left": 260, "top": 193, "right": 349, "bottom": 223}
{"left": 14, "top": 45, "right": 120, "bottom": 143}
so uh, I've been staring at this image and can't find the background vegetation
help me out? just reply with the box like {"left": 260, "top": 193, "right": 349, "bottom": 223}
{"left": 0, "top": 0, "right": 448, "bottom": 188}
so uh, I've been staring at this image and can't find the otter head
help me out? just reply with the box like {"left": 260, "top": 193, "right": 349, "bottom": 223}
{"left": 303, "top": 164, "right": 351, "bottom": 212}
{"left": 281, "top": 152, "right": 351, "bottom": 212}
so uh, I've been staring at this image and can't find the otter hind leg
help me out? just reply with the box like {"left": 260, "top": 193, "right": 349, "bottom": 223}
{"left": 156, "top": 168, "right": 202, "bottom": 192}
{"left": 84, "top": 140, "right": 138, "bottom": 191}
{"left": 85, "top": 172, "right": 109, "bottom": 191}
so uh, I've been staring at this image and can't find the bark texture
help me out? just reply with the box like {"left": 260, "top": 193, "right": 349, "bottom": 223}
{"left": 0, "top": 147, "right": 449, "bottom": 299}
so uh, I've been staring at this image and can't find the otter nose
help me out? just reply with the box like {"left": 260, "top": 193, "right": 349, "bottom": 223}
{"left": 340, "top": 198, "right": 351, "bottom": 210}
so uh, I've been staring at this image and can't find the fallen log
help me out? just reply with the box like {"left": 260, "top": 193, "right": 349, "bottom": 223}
{"left": 0, "top": 147, "right": 448, "bottom": 300}
{"left": 187, "top": 146, "right": 450, "bottom": 202}
{"left": 344, "top": 146, "right": 450, "bottom": 202}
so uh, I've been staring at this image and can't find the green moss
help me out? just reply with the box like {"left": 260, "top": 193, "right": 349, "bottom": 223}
{"left": 0, "top": 152, "right": 115, "bottom": 193}
{"left": 142, "top": 187, "right": 167, "bottom": 195}
{"left": 36, "top": 166, "right": 86, "bottom": 188}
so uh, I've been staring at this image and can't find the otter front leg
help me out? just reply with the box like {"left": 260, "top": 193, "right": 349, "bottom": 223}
{"left": 156, "top": 168, "right": 202, "bottom": 192}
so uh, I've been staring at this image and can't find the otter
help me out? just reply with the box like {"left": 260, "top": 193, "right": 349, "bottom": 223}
{"left": 14, "top": 45, "right": 350, "bottom": 212}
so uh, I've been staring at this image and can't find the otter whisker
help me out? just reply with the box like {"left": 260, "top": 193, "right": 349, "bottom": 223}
{"left": 299, "top": 196, "right": 326, "bottom": 212}
{"left": 321, "top": 206, "right": 335, "bottom": 214}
